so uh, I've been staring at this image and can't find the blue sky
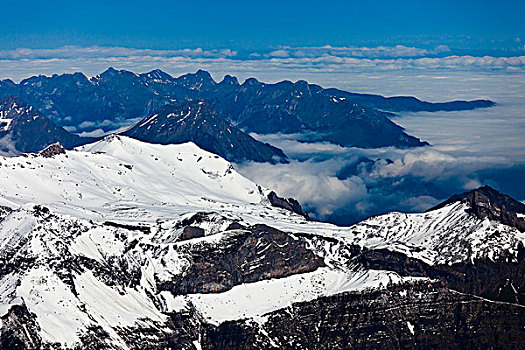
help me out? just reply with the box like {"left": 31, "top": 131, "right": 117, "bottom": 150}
{"left": 2, "top": 0, "right": 524, "bottom": 52}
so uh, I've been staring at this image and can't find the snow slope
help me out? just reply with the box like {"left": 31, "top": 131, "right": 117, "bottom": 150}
{"left": 0, "top": 136, "right": 523, "bottom": 348}
{"left": 0, "top": 135, "right": 521, "bottom": 265}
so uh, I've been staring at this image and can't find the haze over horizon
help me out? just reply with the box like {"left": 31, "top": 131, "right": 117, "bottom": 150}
{"left": 1, "top": 0, "right": 525, "bottom": 81}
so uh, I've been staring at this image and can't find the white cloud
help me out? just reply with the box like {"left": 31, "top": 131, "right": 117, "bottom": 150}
{"left": 274, "top": 44, "right": 451, "bottom": 59}
{"left": 268, "top": 50, "right": 290, "bottom": 58}
{"left": 238, "top": 159, "right": 368, "bottom": 218}
{"left": 0, "top": 45, "right": 524, "bottom": 82}
{"left": 0, "top": 46, "right": 238, "bottom": 60}
{"left": 78, "top": 128, "right": 105, "bottom": 138}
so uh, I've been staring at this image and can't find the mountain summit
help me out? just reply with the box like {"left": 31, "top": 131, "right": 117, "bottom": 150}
{"left": 428, "top": 185, "right": 525, "bottom": 231}
{"left": 124, "top": 100, "right": 287, "bottom": 164}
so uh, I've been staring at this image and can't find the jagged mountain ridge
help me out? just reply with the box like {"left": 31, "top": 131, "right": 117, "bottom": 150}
{"left": 0, "top": 96, "right": 95, "bottom": 155}
{"left": 193, "top": 72, "right": 427, "bottom": 148}
{"left": 0, "top": 137, "right": 523, "bottom": 348}
{"left": 123, "top": 100, "right": 287, "bottom": 164}
{"left": 0, "top": 68, "right": 494, "bottom": 149}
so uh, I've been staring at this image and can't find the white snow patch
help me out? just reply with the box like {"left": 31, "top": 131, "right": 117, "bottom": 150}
{"left": 407, "top": 321, "right": 415, "bottom": 335}
{"left": 74, "top": 270, "right": 165, "bottom": 328}
{"left": 0, "top": 273, "right": 23, "bottom": 317}
{"left": 18, "top": 268, "right": 90, "bottom": 347}
{"left": 0, "top": 210, "right": 36, "bottom": 255}
{"left": 175, "top": 268, "right": 428, "bottom": 325}
{"left": 0, "top": 118, "right": 12, "bottom": 131}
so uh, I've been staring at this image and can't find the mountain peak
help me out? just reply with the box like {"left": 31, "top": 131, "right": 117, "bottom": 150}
{"left": 96, "top": 67, "right": 137, "bottom": 80}
{"left": 243, "top": 77, "right": 260, "bottom": 86}
{"left": 175, "top": 70, "right": 216, "bottom": 90}
{"left": 428, "top": 185, "right": 525, "bottom": 231}
{"left": 195, "top": 69, "right": 212, "bottom": 77}
{"left": 38, "top": 142, "right": 66, "bottom": 158}
{"left": 124, "top": 100, "right": 287, "bottom": 164}
{"left": 142, "top": 69, "right": 174, "bottom": 81}
{"left": 220, "top": 74, "right": 239, "bottom": 85}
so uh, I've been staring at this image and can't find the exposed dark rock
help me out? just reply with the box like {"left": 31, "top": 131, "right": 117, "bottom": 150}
{"left": 176, "top": 212, "right": 216, "bottom": 227}
{"left": 0, "top": 305, "right": 42, "bottom": 350}
{"left": 76, "top": 325, "right": 117, "bottom": 350}
{"left": 38, "top": 142, "right": 66, "bottom": 158}
{"left": 0, "top": 205, "right": 13, "bottom": 221}
{"left": 200, "top": 282, "right": 525, "bottom": 349}
{"left": 181, "top": 226, "right": 205, "bottom": 240}
{"left": 357, "top": 245, "right": 525, "bottom": 306}
{"left": 225, "top": 222, "right": 246, "bottom": 231}
{"left": 103, "top": 221, "right": 151, "bottom": 234}
{"left": 161, "top": 224, "right": 325, "bottom": 294}
{"left": 267, "top": 191, "right": 309, "bottom": 218}
{"left": 428, "top": 185, "right": 525, "bottom": 231}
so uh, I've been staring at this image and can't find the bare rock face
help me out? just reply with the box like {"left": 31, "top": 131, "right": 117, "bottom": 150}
{"left": 0, "top": 305, "right": 42, "bottom": 349}
{"left": 200, "top": 282, "right": 525, "bottom": 349}
{"left": 181, "top": 226, "right": 205, "bottom": 241}
{"left": 160, "top": 224, "right": 325, "bottom": 294}
{"left": 357, "top": 245, "right": 525, "bottom": 305}
{"left": 38, "top": 142, "right": 66, "bottom": 158}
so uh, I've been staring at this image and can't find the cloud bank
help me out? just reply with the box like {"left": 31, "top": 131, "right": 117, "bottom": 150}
{"left": 1, "top": 45, "right": 525, "bottom": 82}
{"left": 238, "top": 135, "right": 521, "bottom": 225}
{"left": 236, "top": 70, "right": 525, "bottom": 225}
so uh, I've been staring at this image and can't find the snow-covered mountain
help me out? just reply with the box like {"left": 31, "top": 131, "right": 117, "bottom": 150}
{"left": 0, "top": 136, "right": 523, "bottom": 349}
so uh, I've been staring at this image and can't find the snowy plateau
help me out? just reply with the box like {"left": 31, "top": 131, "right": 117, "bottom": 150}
{"left": 0, "top": 136, "right": 524, "bottom": 349}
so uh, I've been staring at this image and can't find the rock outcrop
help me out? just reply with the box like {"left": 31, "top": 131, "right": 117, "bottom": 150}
{"left": 428, "top": 185, "right": 525, "bottom": 231}
{"left": 267, "top": 191, "right": 309, "bottom": 218}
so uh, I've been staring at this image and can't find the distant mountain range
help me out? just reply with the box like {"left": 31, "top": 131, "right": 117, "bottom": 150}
{"left": 0, "top": 68, "right": 495, "bottom": 149}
